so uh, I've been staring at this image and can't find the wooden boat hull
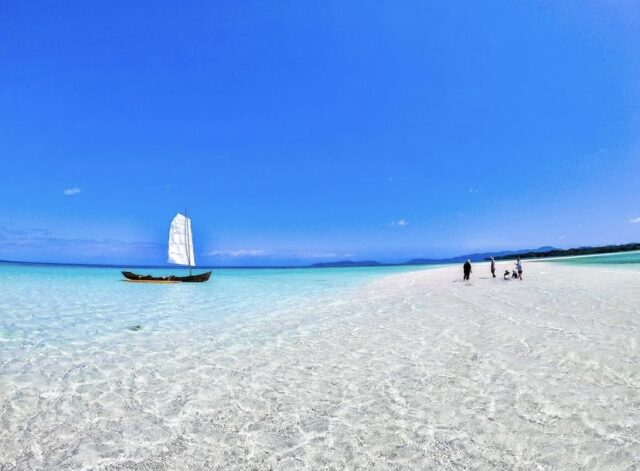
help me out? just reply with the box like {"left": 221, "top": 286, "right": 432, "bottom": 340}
{"left": 122, "top": 271, "right": 212, "bottom": 283}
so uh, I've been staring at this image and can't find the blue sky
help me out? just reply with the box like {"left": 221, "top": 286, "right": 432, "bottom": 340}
{"left": 1, "top": 1, "right": 639, "bottom": 265}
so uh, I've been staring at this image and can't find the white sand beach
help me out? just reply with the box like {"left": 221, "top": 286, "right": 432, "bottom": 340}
{"left": 1, "top": 262, "right": 639, "bottom": 469}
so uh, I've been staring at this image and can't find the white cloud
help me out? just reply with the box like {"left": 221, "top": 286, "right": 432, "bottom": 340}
{"left": 207, "top": 249, "right": 266, "bottom": 257}
{"left": 468, "top": 188, "right": 479, "bottom": 193}
{"left": 630, "top": 217, "right": 640, "bottom": 224}
{"left": 63, "top": 187, "right": 82, "bottom": 196}
{"left": 390, "top": 219, "right": 408, "bottom": 227}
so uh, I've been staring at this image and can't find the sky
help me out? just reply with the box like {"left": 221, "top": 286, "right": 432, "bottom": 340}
{"left": 1, "top": 1, "right": 639, "bottom": 266}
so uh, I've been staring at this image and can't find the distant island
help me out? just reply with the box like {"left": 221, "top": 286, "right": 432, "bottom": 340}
{"left": 404, "top": 246, "right": 557, "bottom": 265}
{"left": 311, "top": 247, "right": 556, "bottom": 268}
{"left": 311, "top": 243, "right": 640, "bottom": 268}
{"left": 487, "top": 242, "right": 640, "bottom": 261}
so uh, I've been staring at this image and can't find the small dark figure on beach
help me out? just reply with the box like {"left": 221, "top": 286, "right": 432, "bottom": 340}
{"left": 463, "top": 260, "right": 472, "bottom": 281}
{"left": 512, "top": 269, "right": 519, "bottom": 279}
{"left": 504, "top": 270, "right": 511, "bottom": 280}
{"left": 490, "top": 257, "right": 496, "bottom": 278}
{"left": 516, "top": 257, "right": 523, "bottom": 280}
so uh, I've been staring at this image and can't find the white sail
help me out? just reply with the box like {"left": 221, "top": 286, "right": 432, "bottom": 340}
{"left": 167, "top": 213, "right": 196, "bottom": 266}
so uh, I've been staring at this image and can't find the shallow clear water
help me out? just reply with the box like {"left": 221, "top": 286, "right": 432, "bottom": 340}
{"left": 0, "top": 262, "right": 436, "bottom": 469}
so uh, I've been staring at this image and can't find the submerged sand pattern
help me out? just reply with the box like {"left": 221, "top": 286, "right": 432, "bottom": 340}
{"left": 1, "top": 263, "right": 639, "bottom": 469}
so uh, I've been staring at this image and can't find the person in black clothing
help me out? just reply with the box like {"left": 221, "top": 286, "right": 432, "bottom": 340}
{"left": 490, "top": 257, "right": 496, "bottom": 278}
{"left": 463, "top": 259, "right": 472, "bottom": 281}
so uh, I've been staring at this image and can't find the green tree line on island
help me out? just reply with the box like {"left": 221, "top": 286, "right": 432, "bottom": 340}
{"left": 488, "top": 243, "right": 640, "bottom": 261}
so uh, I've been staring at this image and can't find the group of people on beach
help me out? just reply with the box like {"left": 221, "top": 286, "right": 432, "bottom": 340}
{"left": 463, "top": 256, "right": 523, "bottom": 281}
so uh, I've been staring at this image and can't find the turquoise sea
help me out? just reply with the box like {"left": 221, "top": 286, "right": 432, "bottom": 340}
{"left": 0, "top": 263, "right": 428, "bottom": 347}
{"left": 548, "top": 249, "right": 640, "bottom": 266}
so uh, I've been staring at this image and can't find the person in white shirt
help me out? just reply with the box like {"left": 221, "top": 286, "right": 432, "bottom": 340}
{"left": 515, "top": 257, "right": 523, "bottom": 280}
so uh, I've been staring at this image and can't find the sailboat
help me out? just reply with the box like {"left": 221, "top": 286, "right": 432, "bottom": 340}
{"left": 122, "top": 212, "right": 212, "bottom": 283}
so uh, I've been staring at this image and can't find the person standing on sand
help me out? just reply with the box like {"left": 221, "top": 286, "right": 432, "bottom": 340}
{"left": 463, "top": 259, "right": 472, "bottom": 281}
{"left": 490, "top": 257, "right": 496, "bottom": 278}
{"left": 516, "top": 257, "right": 523, "bottom": 280}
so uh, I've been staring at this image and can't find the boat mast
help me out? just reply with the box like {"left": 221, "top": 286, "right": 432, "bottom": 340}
{"left": 185, "top": 208, "right": 192, "bottom": 276}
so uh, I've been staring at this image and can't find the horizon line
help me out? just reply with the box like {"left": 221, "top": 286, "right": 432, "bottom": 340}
{"left": 3, "top": 242, "right": 639, "bottom": 270}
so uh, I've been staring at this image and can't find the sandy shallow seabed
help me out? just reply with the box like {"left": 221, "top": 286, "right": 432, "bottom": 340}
{"left": 1, "top": 262, "right": 640, "bottom": 470}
